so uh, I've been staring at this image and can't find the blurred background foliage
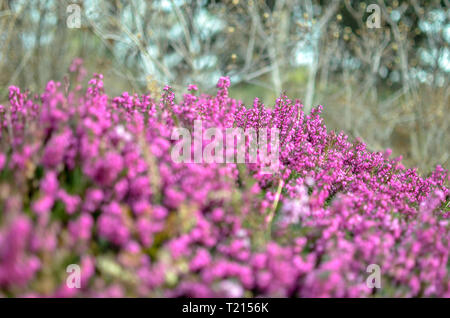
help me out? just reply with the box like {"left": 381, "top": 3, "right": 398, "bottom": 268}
{"left": 0, "top": 0, "right": 448, "bottom": 172}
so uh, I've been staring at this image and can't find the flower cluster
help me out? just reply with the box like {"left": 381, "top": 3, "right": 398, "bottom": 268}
{"left": 0, "top": 61, "right": 449, "bottom": 297}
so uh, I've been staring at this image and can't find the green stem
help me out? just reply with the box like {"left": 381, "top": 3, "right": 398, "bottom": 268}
{"left": 267, "top": 179, "right": 284, "bottom": 235}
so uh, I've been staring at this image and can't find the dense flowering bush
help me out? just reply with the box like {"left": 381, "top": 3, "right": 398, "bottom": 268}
{"left": 0, "top": 60, "right": 449, "bottom": 297}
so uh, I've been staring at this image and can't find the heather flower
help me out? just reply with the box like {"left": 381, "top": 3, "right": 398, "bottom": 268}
{"left": 32, "top": 195, "right": 55, "bottom": 217}
{"left": 0, "top": 69, "right": 448, "bottom": 298}
{"left": 97, "top": 212, "right": 130, "bottom": 246}
{"left": 69, "top": 213, "right": 94, "bottom": 242}
{"left": 42, "top": 130, "right": 72, "bottom": 168}
{"left": 58, "top": 189, "right": 80, "bottom": 214}
{"left": 88, "top": 152, "right": 124, "bottom": 186}
{"left": 0, "top": 153, "right": 6, "bottom": 170}
{"left": 83, "top": 188, "right": 104, "bottom": 212}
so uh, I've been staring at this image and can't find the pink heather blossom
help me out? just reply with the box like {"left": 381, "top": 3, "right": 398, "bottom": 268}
{"left": 0, "top": 153, "right": 6, "bottom": 170}
{"left": 0, "top": 62, "right": 448, "bottom": 297}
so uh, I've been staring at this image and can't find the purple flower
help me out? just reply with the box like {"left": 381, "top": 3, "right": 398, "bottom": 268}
{"left": 0, "top": 73, "right": 448, "bottom": 298}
